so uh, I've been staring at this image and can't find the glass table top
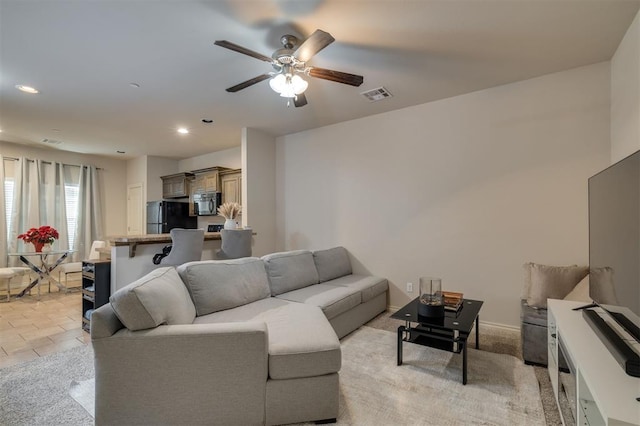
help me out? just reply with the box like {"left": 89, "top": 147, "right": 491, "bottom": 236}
{"left": 8, "top": 249, "right": 76, "bottom": 256}
{"left": 391, "top": 297, "right": 484, "bottom": 333}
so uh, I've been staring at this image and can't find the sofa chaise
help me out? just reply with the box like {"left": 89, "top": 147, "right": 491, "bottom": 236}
{"left": 91, "top": 247, "right": 388, "bottom": 425}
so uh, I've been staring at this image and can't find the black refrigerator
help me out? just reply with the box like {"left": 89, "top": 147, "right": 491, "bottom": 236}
{"left": 146, "top": 201, "right": 197, "bottom": 234}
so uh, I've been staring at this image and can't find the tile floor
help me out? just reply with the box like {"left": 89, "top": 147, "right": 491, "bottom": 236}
{"left": 0, "top": 282, "right": 89, "bottom": 368}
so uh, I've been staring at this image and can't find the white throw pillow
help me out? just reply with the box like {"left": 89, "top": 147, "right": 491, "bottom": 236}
{"left": 563, "top": 274, "right": 590, "bottom": 303}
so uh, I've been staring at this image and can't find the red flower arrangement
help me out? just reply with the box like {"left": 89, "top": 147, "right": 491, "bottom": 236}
{"left": 18, "top": 225, "right": 59, "bottom": 249}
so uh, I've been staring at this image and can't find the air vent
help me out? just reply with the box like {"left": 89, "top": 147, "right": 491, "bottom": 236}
{"left": 360, "top": 87, "right": 392, "bottom": 102}
{"left": 41, "top": 138, "right": 62, "bottom": 145}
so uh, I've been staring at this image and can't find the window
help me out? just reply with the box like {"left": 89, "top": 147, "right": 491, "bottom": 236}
{"left": 3, "top": 179, "right": 80, "bottom": 250}
{"left": 65, "top": 184, "right": 79, "bottom": 249}
{"left": 4, "top": 178, "right": 13, "bottom": 234}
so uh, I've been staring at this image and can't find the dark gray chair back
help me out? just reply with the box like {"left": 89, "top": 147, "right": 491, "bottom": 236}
{"left": 161, "top": 228, "right": 205, "bottom": 266}
{"left": 217, "top": 229, "right": 252, "bottom": 259}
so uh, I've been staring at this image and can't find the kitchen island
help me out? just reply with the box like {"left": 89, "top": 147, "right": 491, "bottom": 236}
{"left": 107, "top": 232, "right": 247, "bottom": 294}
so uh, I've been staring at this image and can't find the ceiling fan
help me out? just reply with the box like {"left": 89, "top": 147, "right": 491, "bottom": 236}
{"left": 214, "top": 29, "right": 364, "bottom": 107}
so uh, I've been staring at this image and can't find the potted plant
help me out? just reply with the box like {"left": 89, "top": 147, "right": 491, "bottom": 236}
{"left": 217, "top": 202, "right": 242, "bottom": 230}
{"left": 18, "top": 225, "right": 59, "bottom": 252}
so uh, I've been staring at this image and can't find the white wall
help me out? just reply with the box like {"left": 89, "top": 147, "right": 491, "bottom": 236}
{"left": 178, "top": 146, "right": 241, "bottom": 172}
{"left": 126, "top": 156, "right": 146, "bottom": 188}
{"left": 0, "top": 141, "right": 128, "bottom": 237}
{"left": 611, "top": 10, "right": 640, "bottom": 162}
{"left": 276, "top": 62, "right": 611, "bottom": 327}
{"left": 243, "top": 128, "right": 276, "bottom": 257}
{"left": 147, "top": 156, "right": 178, "bottom": 201}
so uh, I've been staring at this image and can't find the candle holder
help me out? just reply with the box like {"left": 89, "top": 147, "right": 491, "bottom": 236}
{"left": 418, "top": 277, "right": 445, "bottom": 318}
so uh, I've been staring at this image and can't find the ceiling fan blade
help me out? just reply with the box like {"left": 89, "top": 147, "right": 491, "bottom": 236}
{"left": 225, "top": 74, "right": 271, "bottom": 92}
{"left": 294, "top": 29, "right": 335, "bottom": 62}
{"left": 308, "top": 67, "right": 364, "bottom": 87}
{"left": 294, "top": 93, "right": 308, "bottom": 107}
{"left": 214, "top": 40, "right": 274, "bottom": 63}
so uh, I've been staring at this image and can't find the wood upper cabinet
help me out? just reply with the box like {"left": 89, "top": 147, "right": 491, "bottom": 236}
{"left": 191, "top": 167, "right": 230, "bottom": 193}
{"left": 221, "top": 170, "right": 242, "bottom": 205}
{"left": 161, "top": 172, "right": 193, "bottom": 198}
{"left": 188, "top": 167, "right": 234, "bottom": 215}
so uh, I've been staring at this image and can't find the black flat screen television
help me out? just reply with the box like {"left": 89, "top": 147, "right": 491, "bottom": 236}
{"left": 588, "top": 149, "right": 640, "bottom": 376}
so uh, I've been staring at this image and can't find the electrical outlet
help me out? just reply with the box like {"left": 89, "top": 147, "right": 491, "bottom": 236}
{"left": 406, "top": 282, "right": 413, "bottom": 293}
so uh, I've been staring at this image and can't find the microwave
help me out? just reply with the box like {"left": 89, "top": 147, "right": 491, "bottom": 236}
{"left": 193, "top": 192, "right": 221, "bottom": 216}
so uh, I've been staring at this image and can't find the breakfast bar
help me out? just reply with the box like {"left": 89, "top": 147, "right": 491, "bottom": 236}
{"left": 107, "top": 233, "right": 226, "bottom": 294}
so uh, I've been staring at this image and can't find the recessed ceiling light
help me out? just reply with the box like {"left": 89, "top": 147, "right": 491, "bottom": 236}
{"left": 129, "top": 83, "right": 140, "bottom": 88}
{"left": 201, "top": 119, "right": 213, "bottom": 124}
{"left": 16, "top": 85, "right": 39, "bottom": 94}
{"left": 177, "top": 128, "right": 189, "bottom": 134}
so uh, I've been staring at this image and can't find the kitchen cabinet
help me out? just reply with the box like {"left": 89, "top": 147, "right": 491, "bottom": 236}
{"left": 189, "top": 167, "right": 232, "bottom": 216}
{"left": 221, "top": 170, "right": 242, "bottom": 205}
{"left": 161, "top": 172, "right": 193, "bottom": 198}
{"left": 191, "top": 167, "right": 230, "bottom": 193}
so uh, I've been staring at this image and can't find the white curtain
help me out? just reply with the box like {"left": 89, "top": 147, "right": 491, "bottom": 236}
{"left": 8, "top": 157, "right": 41, "bottom": 265}
{"left": 73, "top": 165, "right": 103, "bottom": 262}
{"left": 3, "top": 157, "right": 102, "bottom": 264}
{"left": 42, "top": 162, "right": 69, "bottom": 252}
{"left": 0, "top": 156, "right": 7, "bottom": 267}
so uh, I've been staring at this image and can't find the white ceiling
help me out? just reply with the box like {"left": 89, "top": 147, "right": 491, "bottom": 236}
{"left": 1, "top": 0, "right": 638, "bottom": 160}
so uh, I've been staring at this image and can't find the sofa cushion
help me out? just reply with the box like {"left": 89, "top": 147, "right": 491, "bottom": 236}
{"left": 109, "top": 267, "right": 196, "bottom": 331}
{"left": 262, "top": 250, "right": 319, "bottom": 296}
{"left": 323, "top": 274, "right": 388, "bottom": 303}
{"left": 177, "top": 258, "right": 271, "bottom": 316}
{"left": 526, "top": 263, "right": 589, "bottom": 308}
{"left": 313, "top": 246, "right": 352, "bottom": 282}
{"left": 195, "top": 298, "right": 341, "bottom": 380}
{"left": 275, "top": 284, "right": 361, "bottom": 320}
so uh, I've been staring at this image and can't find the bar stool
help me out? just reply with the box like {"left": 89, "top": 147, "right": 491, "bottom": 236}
{"left": 216, "top": 229, "right": 252, "bottom": 259}
{"left": 159, "top": 228, "right": 205, "bottom": 266}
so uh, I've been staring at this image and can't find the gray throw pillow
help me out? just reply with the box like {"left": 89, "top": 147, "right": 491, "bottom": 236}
{"left": 527, "top": 264, "right": 589, "bottom": 308}
{"left": 110, "top": 267, "right": 196, "bottom": 331}
{"left": 261, "top": 250, "right": 319, "bottom": 296}
{"left": 313, "top": 247, "right": 352, "bottom": 282}
{"left": 177, "top": 258, "right": 271, "bottom": 316}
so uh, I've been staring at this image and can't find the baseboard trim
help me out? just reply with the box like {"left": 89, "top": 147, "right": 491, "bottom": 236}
{"left": 385, "top": 306, "right": 520, "bottom": 332}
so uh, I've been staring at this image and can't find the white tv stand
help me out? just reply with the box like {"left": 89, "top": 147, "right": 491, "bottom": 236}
{"left": 547, "top": 300, "right": 640, "bottom": 426}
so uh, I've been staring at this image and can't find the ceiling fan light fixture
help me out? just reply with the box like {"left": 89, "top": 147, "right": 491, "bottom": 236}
{"left": 270, "top": 73, "right": 308, "bottom": 99}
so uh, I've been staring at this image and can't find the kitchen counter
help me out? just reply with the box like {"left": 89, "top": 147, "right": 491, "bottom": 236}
{"left": 106, "top": 230, "right": 255, "bottom": 294}
{"left": 108, "top": 233, "right": 223, "bottom": 256}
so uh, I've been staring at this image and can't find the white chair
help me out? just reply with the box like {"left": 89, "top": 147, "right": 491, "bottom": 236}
{"left": 0, "top": 267, "right": 32, "bottom": 302}
{"left": 159, "top": 229, "right": 205, "bottom": 266}
{"left": 56, "top": 240, "right": 106, "bottom": 289}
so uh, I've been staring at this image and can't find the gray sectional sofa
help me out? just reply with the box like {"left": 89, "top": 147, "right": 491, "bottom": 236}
{"left": 90, "top": 247, "right": 388, "bottom": 426}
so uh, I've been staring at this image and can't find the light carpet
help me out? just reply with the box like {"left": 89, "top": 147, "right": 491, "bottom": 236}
{"left": 65, "top": 326, "right": 544, "bottom": 425}
{"left": 0, "top": 344, "right": 94, "bottom": 425}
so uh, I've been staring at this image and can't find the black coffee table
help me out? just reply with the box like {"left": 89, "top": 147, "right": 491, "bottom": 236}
{"left": 391, "top": 298, "right": 483, "bottom": 385}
